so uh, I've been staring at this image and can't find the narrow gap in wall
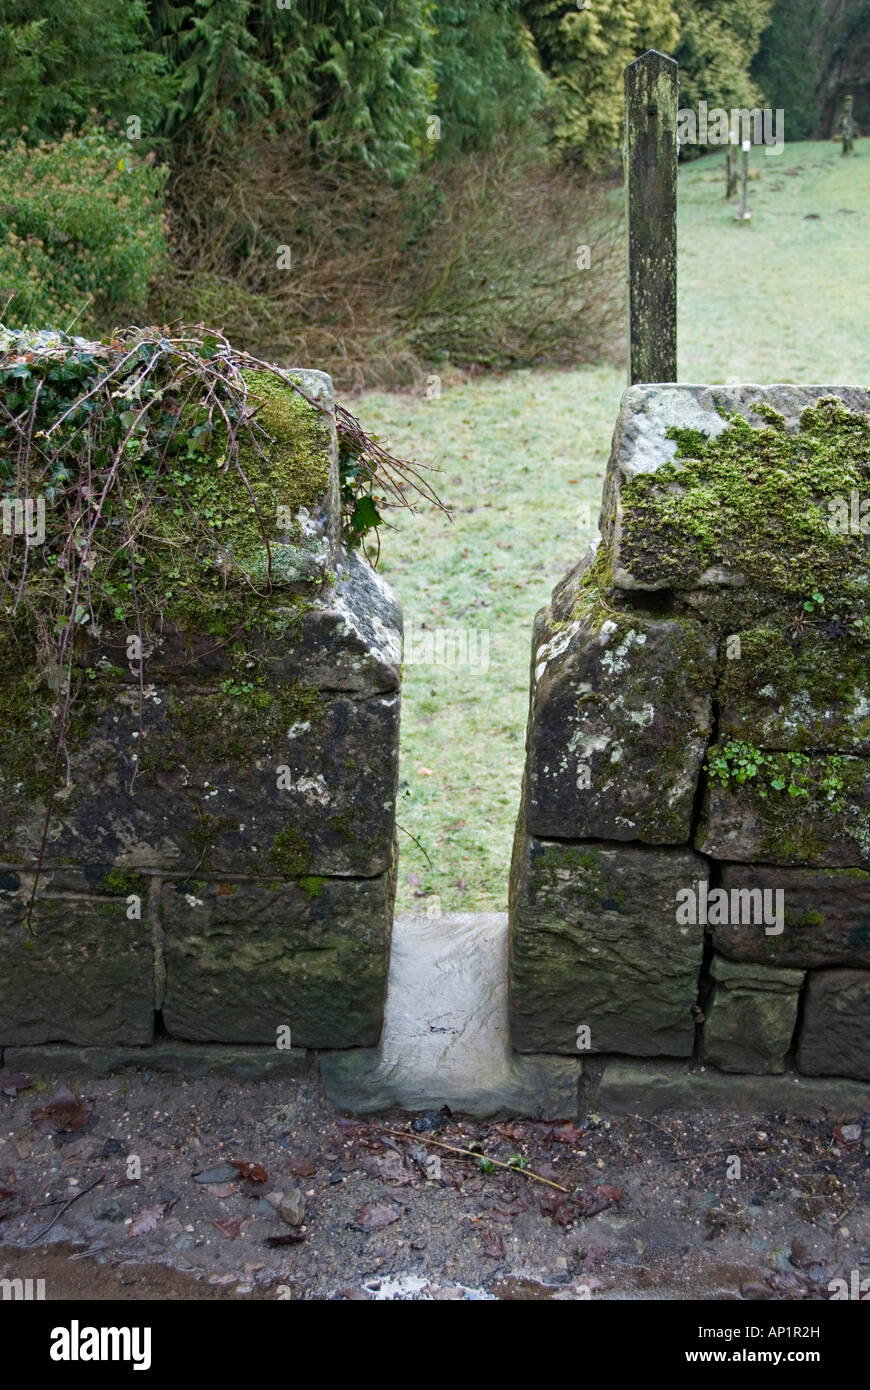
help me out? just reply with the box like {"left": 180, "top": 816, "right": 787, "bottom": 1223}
{"left": 690, "top": 653, "right": 722, "bottom": 1061}
{"left": 153, "top": 1010, "right": 170, "bottom": 1039}
{"left": 784, "top": 971, "right": 811, "bottom": 1070}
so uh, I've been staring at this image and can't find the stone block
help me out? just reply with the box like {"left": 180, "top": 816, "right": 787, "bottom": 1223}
{"left": 599, "top": 383, "right": 870, "bottom": 599}
{"left": 712, "top": 864, "right": 870, "bottom": 968}
{"left": 0, "top": 891, "right": 154, "bottom": 1045}
{"left": 509, "top": 830, "right": 706, "bottom": 1056}
{"left": 0, "top": 686, "right": 400, "bottom": 877}
{"left": 524, "top": 605, "right": 714, "bottom": 843}
{"left": 796, "top": 968, "right": 870, "bottom": 1081}
{"left": 697, "top": 755, "right": 870, "bottom": 866}
{"left": 160, "top": 870, "right": 395, "bottom": 1048}
{"left": 702, "top": 956, "right": 804, "bottom": 1074}
{"left": 718, "top": 625, "right": 870, "bottom": 754}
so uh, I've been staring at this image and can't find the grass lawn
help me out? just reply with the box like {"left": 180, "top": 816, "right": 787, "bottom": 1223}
{"left": 355, "top": 139, "right": 870, "bottom": 914}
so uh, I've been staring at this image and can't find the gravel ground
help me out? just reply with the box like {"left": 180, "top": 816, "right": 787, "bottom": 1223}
{"left": 1, "top": 1064, "right": 868, "bottom": 1301}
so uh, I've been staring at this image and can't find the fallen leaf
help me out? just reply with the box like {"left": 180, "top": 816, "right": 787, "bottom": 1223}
{"left": 547, "top": 1123, "right": 585, "bottom": 1145}
{"left": 364, "top": 1153, "right": 414, "bottom": 1185}
{"left": 288, "top": 1156, "right": 317, "bottom": 1178}
{"left": 595, "top": 1184, "right": 624, "bottom": 1204}
{"left": 540, "top": 1196, "right": 576, "bottom": 1227}
{"left": 481, "top": 1228, "right": 506, "bottom": 1259}
{"left": 213, "top": 1217, "right": 243, "bottom": 1240}
{"left": 356, "top": 1202, "right": 400, "bottom": 1231}
{"left": 205, "top": 1182, "right": 237, "bottom": 1198}
{"left": 266, "top": 1231, "right": 305, "bottom": 1246}
{"left": 128, "top": 1204, "right": 166, "bottom": 1237}
{"left": 494, "top": 1122, "right": 526, "bottom": 1142}
{"left": 0, "top": 1071, "right": 30, "bottom": 1098}
{"left": 230, "top": 1160, "right": 267, "bottom": 1182}
{"left": 31, "top": 1085, "right": 90, "bottom": 1133}
{"left": 417, "top": 766, "right": 434, "bottom": 776}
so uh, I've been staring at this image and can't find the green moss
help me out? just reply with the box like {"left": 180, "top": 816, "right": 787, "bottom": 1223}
{"left": 188, "top": 812, "right": 235, "bottom": 868}
{"left": 786, "top": 908, "right": 824, "bottom": 929}
{"left": 298, "top": 875, "right": 326, "bottom": 900}
{"left": 140, "top": 678, "right": 322, "bottom": 779}
{"left": 619, "top": 397, "right": 870, "bottom": 601}
{"left": 96, "top": 868, "right": 145, "bottom": 896}
{"left": 571, "top": 542, "right": 615, "bottom": 623}
{"left": 268, "top": 827, "right": 311, "bottom": 877}
{"left": 718, "top": 623, "right": 870, "bottom": 750}
{"left": 530, "top": 842, "right": 604, "bottom": 907}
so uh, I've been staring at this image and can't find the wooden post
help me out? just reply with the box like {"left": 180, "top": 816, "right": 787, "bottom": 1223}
{"left": 734, "top": 138, "right": 752, "bottom": 221}
{"left": 842, "top": 94, "right": 854, "bottom": 154}
{"left": 625, "top": 50, "right": 678, "bottom": 385}
{"left": 726, "top": 131, "right": 739, "bottom": 197}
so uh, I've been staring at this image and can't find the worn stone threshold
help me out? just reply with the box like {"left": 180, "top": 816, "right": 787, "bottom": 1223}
{"left": 5, "top": 912, "right": 868, "bottom": 1117}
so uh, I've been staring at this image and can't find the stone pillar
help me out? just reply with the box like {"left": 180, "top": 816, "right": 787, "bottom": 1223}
{"left": 510, "top": 382, "right": 870, "bottom": 1080}
{"left": 0, "top": 357, "right": 401, "bottom": 1049}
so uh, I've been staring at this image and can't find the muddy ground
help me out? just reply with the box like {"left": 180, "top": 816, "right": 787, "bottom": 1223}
{"left": 0, "top": 1063, "right": 868, "bottom": 1301}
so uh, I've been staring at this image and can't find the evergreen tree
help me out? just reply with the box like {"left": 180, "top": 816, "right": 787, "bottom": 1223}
{"left": 521, "top": 0, "right": 679, "bottom": 167}
{"left": 432, "top": 0, "right": 545, "bottom": 157}
{"left": 149, "top": 0, "right": 436, "bottom": 178}
{"left": 0, "top": 0, "right": 164, "bottom": 139}
{"left": 674, "top": 0, "right": 775, "bottom": 120}
{"left": 752, "top": 0, "right": 820, "bottom": 140}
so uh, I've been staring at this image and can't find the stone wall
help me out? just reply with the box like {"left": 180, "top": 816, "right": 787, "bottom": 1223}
{"left": 510, "top": 384, "right": 870, "bottom": 1082}
{"left": 0, "top": 355, "right": 401, "bottom": 1051}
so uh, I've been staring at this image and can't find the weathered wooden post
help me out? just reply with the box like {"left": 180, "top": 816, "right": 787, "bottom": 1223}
{"left": 842, "top": 94, "right": 855, "bottom": 154}
{"left": 734, "top": 137, "right": 752, "bottom": 221}
{"left": 624, "top": 50, "right": 678, "bottom": 385}
{"left": 725, "top": 130, "right": 739, "bottom": 197}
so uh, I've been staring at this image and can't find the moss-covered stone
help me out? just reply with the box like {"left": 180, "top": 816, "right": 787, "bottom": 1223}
{"left": 607, "top": 387, "right": 870, "bottom": 601}
{"left": 702, "top": 956, "right": 804, "bottom": 1074}
{"left": 0, "top": 677, "right": 399, "bottom": 877}
{"left": 0, "top": 893, "right": 154, "bottom": 1045}
{"left": 524, "top": 602, "right": 715, "bottom": 843}
{"left": 698, "top": 750, "right": 870, "bottom": 866}
{"left": 160, "top": 869, "right": 395, "bottom": 1047}
{"left": 718, "top": 623, "right": 870, "bottom": 752}
{"left": 509, "top": 823, "right": 706, "bottom": 1056}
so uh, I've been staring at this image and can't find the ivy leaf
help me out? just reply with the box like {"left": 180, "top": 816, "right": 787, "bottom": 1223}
{"left": 351, "top": 495, "right": 381, "bottom": 533}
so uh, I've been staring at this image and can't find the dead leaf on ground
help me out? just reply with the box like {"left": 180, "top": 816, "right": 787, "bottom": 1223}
{"left": 266, "top": 1231, "right": 306, "bottom": 1246}
{"left": 545, "top": 1123, "right": 586, "bottom": 1145}
{"left": 230, "top": 1160, "right": 268, "bottom": 1182}
{"left": 494, "top": 1122, "right": 527, "bottom": 1142}
{"left": 356, "top": 1201, "right": 400, "bottom": 1231}
{"left": 480, "top": 1228, "right": 506, "bottom": 1259}
{"left": 128, "top": 1204, "right": 166, "bottom": 1237}
{"left": 364, "top": 1153, "right": 414, "bottom": 1185}
{"left": 288, "top": 1156, "right": 317, "bottom": 1178}
{"left": 205, "top": 1182, "right": 237, "bottom": 1198}
{"left": 31, "top": 1085, "right": 90, "bottom": 1133}
{"left": 214, "top": 1217, "right": 244, "bottom": 1240}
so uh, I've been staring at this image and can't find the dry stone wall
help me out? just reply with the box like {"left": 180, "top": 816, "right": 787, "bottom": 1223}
{"left": 0, "top": 354, "right": 400, "bottom": 1051}
{"left": 510, "top": 383, "right": 870, "bottom": 1082}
